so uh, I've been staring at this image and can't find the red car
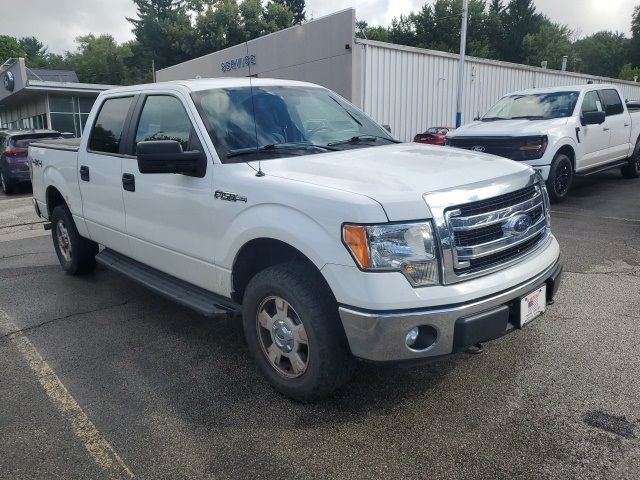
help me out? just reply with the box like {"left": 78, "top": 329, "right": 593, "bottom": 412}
{"left": 413, "top": 127, "right": 454, "bottom": 146}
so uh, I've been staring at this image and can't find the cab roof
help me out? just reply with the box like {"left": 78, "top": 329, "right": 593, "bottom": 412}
{"left": 506, "top": 84, "right": 619, "bottom": 96}
{"left": 102, "top": 78, "right": 323, "bottom": 95}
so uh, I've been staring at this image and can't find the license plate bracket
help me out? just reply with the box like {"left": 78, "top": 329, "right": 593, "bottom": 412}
{"left": 519, "top": 286, "right": 547, "bottom": 328}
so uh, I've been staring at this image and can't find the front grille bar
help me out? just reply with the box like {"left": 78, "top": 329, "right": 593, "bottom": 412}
{"left": 448, "top": 194, "right": 544, "bottom": 231}
{"left": 455, "top": 216, "right": 547, "bottom": 261}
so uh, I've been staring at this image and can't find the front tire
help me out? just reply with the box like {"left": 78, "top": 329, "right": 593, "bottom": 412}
{"left": 546, "top": 153, "right": 573, "bottom": 203}
{"left": 51, "top": 205, "right": 98, "bottom": 275}
{"left": 242, "top": 262, "right": 355, "bottom": 401}
{"left": 621, "top": 140, "right": 640, "bottom": 179}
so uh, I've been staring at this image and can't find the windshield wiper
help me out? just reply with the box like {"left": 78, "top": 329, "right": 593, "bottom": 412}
{"left": 481, "top": 116, "right": 506, "bottom": 122}
{"left": 327, "top": 135, "right": 400, "bottom": 147}
{"left": 511, "top": 115, "right": 547, "bottom": 120}
{"left": 227, "top": 142, "right": 338, "bottom": 158}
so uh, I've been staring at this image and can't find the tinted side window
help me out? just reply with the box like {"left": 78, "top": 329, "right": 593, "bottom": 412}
{"left": 89, "top": 97, "right": 133, "bottom": 154}
{"left": 600, "top": 89, "right": 624, "bottom": 116}
{"left": 582, "top": 91, "right": 604, "bottom": 115}
{"left": 135, "top": 96, "right": 193, "bottom": 151}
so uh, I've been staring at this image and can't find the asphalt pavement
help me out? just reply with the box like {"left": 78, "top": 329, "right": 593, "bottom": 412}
{"left": 1, "top": 172, "right": 639, "bottom": 480}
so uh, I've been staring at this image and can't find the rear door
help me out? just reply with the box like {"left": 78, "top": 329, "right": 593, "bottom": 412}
{"left": 121, "top": 92, "right": 216, "bottom": 290}
{"left": 79, "top": 95, "right": 135, "bottom": 254}
{"left": 599, "top": 88, "right": 631, "bottom": 162}
{"left": 578, "top": 90, "right": 610, "bottom": 170}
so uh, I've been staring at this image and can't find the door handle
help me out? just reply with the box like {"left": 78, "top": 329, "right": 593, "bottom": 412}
{"left": 79, "top": 165, "right": 90, "bottom": 181}
{"left": 122, "top": 173, "right": 135, "bottom": 192}
{"left": 624, "top": 123, "right": 630, "bottom": 127}
{"left": 603, "top": 127, "right": 610, "bottom": 131}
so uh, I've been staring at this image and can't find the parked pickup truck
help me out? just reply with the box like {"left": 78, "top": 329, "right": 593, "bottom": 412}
{"left": 447, "top": 84, "right": 640, "bottom": 202}
{"left": 29, "top": 79, "right": 562, "bottom": 400}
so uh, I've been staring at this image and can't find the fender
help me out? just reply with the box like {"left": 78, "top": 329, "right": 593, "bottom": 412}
{"left": 43, "top": 166, "right": 89, "bottom": 237}
{"left": 218, "top": 203, "right": 358, "bottom": 271}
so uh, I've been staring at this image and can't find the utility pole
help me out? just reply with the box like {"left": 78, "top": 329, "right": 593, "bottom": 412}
{"left": 455, "top": 0, "right": 469, "bottom": 128}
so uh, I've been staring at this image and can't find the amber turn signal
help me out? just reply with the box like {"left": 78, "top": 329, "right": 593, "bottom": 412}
{"left": 342, "top": 225, "right": 371, "bottom": 269}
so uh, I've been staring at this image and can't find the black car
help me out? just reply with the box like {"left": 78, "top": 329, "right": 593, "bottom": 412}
{"left": 0, "top": 129, "right": 62, "bottom": 194}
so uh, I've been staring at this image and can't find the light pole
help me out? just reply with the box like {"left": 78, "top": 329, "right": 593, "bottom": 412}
{"left": 455, "top": 0, "right": 469, "bottom": 128}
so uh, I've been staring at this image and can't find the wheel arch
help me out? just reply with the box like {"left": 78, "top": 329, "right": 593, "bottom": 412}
{"left": 555, "top": 144, "right": 576, "bottom": 170}
{"left": 231, "top": 237, "right": 335, "bottom": 305}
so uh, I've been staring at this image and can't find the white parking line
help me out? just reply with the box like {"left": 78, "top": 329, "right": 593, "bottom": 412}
{"left": 0, "top": 308, "right": 135, "bottom": 479}
{"left": 551, "top": 209, "right": 640, "bottom": 224}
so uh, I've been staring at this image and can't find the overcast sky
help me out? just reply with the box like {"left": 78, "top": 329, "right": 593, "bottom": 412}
{"left": 1, "top": 0, "right": 635, "bottom": 54}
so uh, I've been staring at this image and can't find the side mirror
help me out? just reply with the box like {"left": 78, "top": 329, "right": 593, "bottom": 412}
{"left": 581, "top": 111, "right": 606, "bottom": 126}
{"left": 382, "top": 124, "right": 392, "bottom": 133}
{"left": 136, "top": 140, "right": 204, "bottom": 177}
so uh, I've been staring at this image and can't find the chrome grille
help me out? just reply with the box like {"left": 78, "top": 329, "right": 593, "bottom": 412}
{"left": 445, "top": 184, "right": 548, "bottom": 274}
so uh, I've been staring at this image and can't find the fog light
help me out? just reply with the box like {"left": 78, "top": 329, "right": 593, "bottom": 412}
{"left": 405, "top": 327, "right": 419, "bottom": 347}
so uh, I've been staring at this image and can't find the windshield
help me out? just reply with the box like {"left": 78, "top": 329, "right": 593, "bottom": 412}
{"left": 191, "top": 86, "right": 396, "bottom": 162}
{"left": 482, "top": 91, "right": 579, "bottom": 121}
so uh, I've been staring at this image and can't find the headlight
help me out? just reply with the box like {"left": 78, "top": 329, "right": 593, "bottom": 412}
{"left": 515, "top": 135, "right": 548, "bottom": 160}
{"left": 342, "top": 221, "right": 440, "bottom": 287}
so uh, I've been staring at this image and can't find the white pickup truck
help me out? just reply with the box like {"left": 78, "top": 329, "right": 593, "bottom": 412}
{"left": 447, "top": 84, "right": 640, "bottom": 202}
{"left": 29, "top": 79, "right": 562, "bottom": 400}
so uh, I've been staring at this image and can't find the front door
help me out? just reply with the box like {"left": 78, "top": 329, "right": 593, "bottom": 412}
{"left": 121, "top": 92, "right": 216, "bottom": 290}
{"left": 78, "top": 95, "right": 135, "bottom": 255}
{"left": 578, "top": 90, "right": 610, "bottom": 170}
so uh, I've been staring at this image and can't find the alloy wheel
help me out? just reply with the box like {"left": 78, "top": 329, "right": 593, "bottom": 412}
{"left": 256, "top": 296, "right": 309, "bottom": 379}
{"left": 56, "top": 221, "right": 73, "bottom": 263}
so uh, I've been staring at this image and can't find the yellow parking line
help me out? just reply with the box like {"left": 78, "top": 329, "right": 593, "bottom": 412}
{"left": 0, "top": 309, "right": 134, "bottom": 479}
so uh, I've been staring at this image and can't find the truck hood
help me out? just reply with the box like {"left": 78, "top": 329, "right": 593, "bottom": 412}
{"left": 251, "top": 143, "right": 532, "bottom": 221}
{"left": 451, "top": 118, "right": 568, "bottom": 136}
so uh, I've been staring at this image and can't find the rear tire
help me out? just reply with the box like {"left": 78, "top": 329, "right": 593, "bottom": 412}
{"left": 621, "top": 140, "right": 640, "bottom": 179}
{"left": 0, "top": 171, "right": 13, "bottom": 195}
{"left": 545, "top": 153, "right": 573, "bottom": 203}
{"left": 51, "top": 205, "right": 98, "bottom": 275}
{"left": 242, "top": 261, "right": 355, "bottom": 401}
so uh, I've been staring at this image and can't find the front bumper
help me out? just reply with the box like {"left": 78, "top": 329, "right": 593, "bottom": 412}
{"left": 339, "top": 259, "right": 562, "bottom": 362}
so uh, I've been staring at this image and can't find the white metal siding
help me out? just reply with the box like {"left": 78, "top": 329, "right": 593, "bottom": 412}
{"left": 359, "top": 39, "right": 640, "bottom": 142}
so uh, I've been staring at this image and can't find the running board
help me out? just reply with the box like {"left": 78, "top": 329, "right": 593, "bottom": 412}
{"left": 575, "top": 160, "right": 628, "bottom": 177}
{"left": 96, "top": 249, "right": 240, "bottom": 318}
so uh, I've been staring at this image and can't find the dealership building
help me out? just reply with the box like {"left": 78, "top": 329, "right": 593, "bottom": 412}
{"left": 0, "top": 58, "right": 114, "bottom": 136}
{"left": 158, "top": 8, "right": 640, "bottom": 141}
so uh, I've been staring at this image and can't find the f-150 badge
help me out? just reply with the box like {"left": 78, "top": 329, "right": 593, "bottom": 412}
{"left": 214, "top": 190, "right": 247, "bottom": 202}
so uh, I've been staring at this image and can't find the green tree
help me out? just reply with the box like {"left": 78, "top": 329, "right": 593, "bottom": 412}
{"left": 66, "top": 34, "right": 132, "bottom": 85}
{"left": 628, "top": 6, "right": 640, "bottom": 67}
{"left": 272, "top": 0, "right": 305, "bottom": 24}
{"left": 502, "top": 0, "right": 543, "bottom": 63}
{"left": 523, "top": 21, "right": 573, "bottom": 70}
{"left": 619, "top": 63, "right": 640, "bottom": 81}
{"left": 127, "top": 0, "right": 194, "bottom": 69}
{"left": 19, "top": 37, "right": 48, "bottom": 67}
{"left": 0, "top": 35, "right": 24, "bottom": 62}
{"left": 356, "top": 20, "right": 390, "bottom": 42}
{"left": 485, "top": 0, "right": 506, "bottom": 59}
{"left": 573, "top": 31, "right": 629, "bottom": 77}
{"left": 194, "top": 0, "right": 245, "bottom": 56}
{"left": 240, "top": 0, "right": 267, "bottom": 39}
{"left": 387, "top": 14, "right": 417, "bottom": 47}
{"left": 263, "top": 1, "right": 293, "bottom": 33}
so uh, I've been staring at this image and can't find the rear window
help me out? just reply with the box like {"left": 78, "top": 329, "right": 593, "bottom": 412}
{"left": 12, "top": 134, "right": 62, "bottom": 148}
{"left": 89, "top": 96, "right": 133, "bottom": 154}
{"left": 600, "top": 89, "right": 624, "bottom": 116}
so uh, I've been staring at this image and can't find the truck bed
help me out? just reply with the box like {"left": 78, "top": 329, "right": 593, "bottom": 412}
{"left": 30, "top": 137, "right": 80, "bottom": 152}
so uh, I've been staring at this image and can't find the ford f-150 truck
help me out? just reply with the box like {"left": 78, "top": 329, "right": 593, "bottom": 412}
{"left": 447, "top": 84, "right": 640, "bottom": 202}
{"left": 29, "top": 79, "right": 562, "bottom": 400}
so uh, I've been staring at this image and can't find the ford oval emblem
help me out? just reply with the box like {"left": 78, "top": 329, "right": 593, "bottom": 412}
{"left": 503, "top": 213, "right": 532, "bottom": 236}
{"left": 473, "top": 145, "right": 486, "bottom": 152}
